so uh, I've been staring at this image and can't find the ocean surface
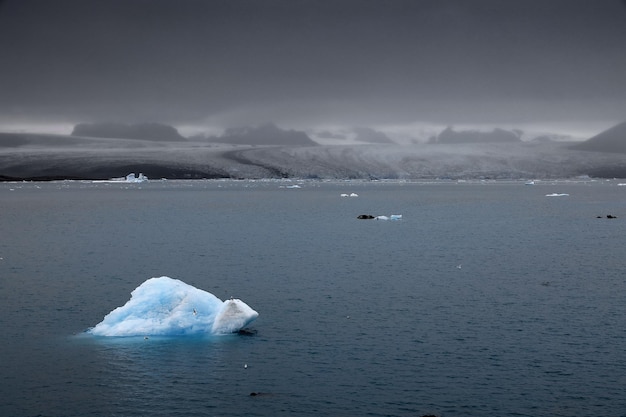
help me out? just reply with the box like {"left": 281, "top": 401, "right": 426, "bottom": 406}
{"left": 1, "top": 179, "right": 625, "bottom": 417}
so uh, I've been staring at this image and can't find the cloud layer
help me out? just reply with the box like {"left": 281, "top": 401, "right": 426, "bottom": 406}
{"left": 1, "top": 0, "right": 625, "bottom": 132}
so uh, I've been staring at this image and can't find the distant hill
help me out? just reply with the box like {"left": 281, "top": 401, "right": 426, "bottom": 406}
{"left": 72, "top": 122, "right": 186, "bottom": 141}
{"left": 353, "top": 127, "right": 395, "bottom": 144}
{"left": 316, "top": 130, "right": 347, "bottom": 140}
{"left": 429, "top": 127, "right": 522, "bottom": 144}
{"left": 529, "top": 135, "right": 554, "bottom": 143}
{"left": 0, "top": 132, "right": 107, "bottom": 147}
{"left": 0, "top": 133, "right": 29, "bottom": 147}
{"left": 571, "top": 122, "right": 626, "bottom": 153}
{"left": 209, "top": 123, "right": 318, "bottom": 146}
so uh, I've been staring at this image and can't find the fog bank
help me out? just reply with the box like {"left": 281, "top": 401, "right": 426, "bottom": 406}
{"left": 2, "top": 133, "right": 625, "bottom": 180}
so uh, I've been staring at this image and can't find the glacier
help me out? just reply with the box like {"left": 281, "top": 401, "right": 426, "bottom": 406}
{"left": 88, "top": 276, "right": 258, "bottom": 337}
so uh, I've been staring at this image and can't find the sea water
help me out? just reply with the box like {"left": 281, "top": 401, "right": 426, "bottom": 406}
{"left": 1, "top": 179, "right": 625, "bottom": 417}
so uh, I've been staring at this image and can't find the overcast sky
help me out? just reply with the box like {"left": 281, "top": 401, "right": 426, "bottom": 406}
{"left": 1, "top": 0, "right": 625, "bottom": 137}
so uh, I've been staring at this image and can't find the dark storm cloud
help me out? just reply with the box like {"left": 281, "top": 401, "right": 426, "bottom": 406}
{"left": 1, "top": 0, "right": 625, "bottom": 128}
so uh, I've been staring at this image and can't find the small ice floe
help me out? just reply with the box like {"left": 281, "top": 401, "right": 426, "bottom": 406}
{"left": 525, "top": 180, "right": 535, "bottom": 185}
{"left": 375, "top": 214, "right": 402, "bottom": 221}
{"left": 357, "top": 214, "right": 402, "bottom": 220}
{"left": 93, "top": 173, "right": 148, "bottom": 183}
{"left": 341, "top": 193, "right": 359, "bottom": 197}
{"left": 545, "top": 193, "right": 569, "bottom": 197}
{"left": 124, "top": 173, "right": 148, "bottom": 183}
{"left": 284, "top": 184, "right": 301, "bottom": 189}
{"left": 618, "top": 183, "right": 626, "bottom": 186}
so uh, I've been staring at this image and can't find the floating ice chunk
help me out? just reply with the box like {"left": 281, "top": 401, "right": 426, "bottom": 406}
{"left": 545, "top": 193, "right": 569, "bottom": 197}
{"left": 88, "top": 276, "right": 258, "bottom": 337}
{"left": 212, "top": 299, "right": 259, "bottom": 334}
{"left": 340, "top": 193, "right": 349, "bottom": 197}
{"left": 374, "top": 214, "right": 402, "bottom": 220}
{"left": 124, "top": 173, "right": 148, "bottom": 183}
{"left": 93, "top": 173, "right": 148, "bottom": 183}
{"left": 350, "top": 193, "right": 359, "bottom": 197}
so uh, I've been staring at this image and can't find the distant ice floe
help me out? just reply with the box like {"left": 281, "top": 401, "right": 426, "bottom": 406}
{"left": 341, "top": 193, "right": 359, "bottom": 197}
{"left": 124, "top": 173, "right": 148, "bottom": 183}
{"left": 88, "top": 276, "right": 258, "bottom": 337}
{"left": 357, "top": 214, "right": 402, "bottom": 220}
{"left": 545, "top": 193, "right": 569, "bottom": 197}
{"left": 93, "top": 173, "right": 148, "bottom": 183}
{"left": 376, "top": 214, "right": 402, "bottom": 220}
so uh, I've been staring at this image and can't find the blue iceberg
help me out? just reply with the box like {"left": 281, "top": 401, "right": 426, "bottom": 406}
{"left": 89, "top": 276, "right": 258, "bottom": 336}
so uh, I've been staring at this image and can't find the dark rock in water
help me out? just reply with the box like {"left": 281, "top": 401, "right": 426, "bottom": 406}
{"left": 249, "top": 392, "right": 274, "bottom": 397}
{"left": 607, "top": 214, "right": 617, "bottom": 219}
{"left": 357, "top": 214, "right": 376, "bottom": 219}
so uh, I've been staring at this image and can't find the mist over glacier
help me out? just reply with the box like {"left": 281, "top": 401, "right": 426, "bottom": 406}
{"left": 88, "top": 277, "right": 258, "bottom": 337}
{"left": 2, "top": 126, "right": 626, "bottom": 180}
{"left": 221, "top": 141, "right": 626, "bottom": 180}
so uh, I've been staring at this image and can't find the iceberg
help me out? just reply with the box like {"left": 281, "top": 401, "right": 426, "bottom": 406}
{"left": 123, "top": 173, "right": 148, "bottom": 183}
{"left": 93, "top": 173, "right": 148, "bottom": 183}
{"left": 88, "top": 276, "right": 258, "bottom": 337}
